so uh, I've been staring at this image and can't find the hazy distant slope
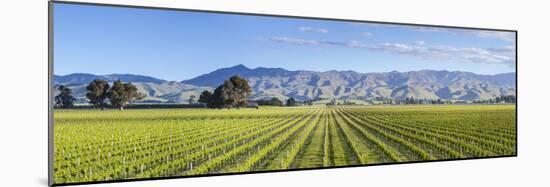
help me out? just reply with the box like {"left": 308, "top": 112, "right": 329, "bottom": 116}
{"left": 55, "top": 73, "right": 166, "bottom": 85}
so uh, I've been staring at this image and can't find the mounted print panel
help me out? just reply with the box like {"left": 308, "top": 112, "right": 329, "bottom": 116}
{"left": 49, "top": 1, "right": 517, "bottom": 186}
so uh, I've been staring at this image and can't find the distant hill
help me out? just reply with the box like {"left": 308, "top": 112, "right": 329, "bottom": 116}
{"left": 55, "top": 65, "right": 515, "bottom": 103}
{"left": 181, "top": 64, "right": 300, "bottom": 87}
{"left": 182, "top": 64, "right": 515, "bottom": 101}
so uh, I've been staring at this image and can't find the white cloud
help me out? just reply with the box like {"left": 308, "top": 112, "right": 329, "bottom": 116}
{"left": 473, "top": 31, "right": 515, "bottom": 41}
{"left": 266, "top": 36, "right": 515, "bottom": 66}
{"left": 348, "top": 23, "right": 515, "bottom": 42}
{"left": 411, "top": 26, "right": 515, "bottom": 42}
{"left": 270, "top": 37, "right": 320, "bottom": 45}
{"left": 367, "top": 43, "right": 514, "bottom": 65}
{"left": 298, "top": 26, "right": 329, "bottom": 34}
{"left": 369, "top": 43, "right": 514, "bottom": 66}
{"left": 362, "top": 32, "right": 373, "bottom": 36}
{"left": 415, "top": 41, "right": 425, "bottom": 45}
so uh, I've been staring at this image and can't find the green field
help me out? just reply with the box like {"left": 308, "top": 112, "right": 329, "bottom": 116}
{"left": 53, "top": 105, "right": 516, "bottom": 184}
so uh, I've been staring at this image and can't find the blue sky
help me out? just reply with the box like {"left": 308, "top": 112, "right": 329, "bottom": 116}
{"left": 54, "top": 3, "right": 516, "bottom": 81}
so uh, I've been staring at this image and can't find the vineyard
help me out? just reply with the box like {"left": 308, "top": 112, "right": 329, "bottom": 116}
{"left": 53, "top": 105, "right": 516, "bottom": 184}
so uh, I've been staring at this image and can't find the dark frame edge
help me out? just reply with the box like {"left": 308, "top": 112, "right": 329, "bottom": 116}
{"left": 48, "top": 1, "right": 55, "bottom": 186}
{"left": 48, "top": 0, "right": 518, "bottom": 186}
{"left": 515, "top": 30, "right": 518, "bottom": 157}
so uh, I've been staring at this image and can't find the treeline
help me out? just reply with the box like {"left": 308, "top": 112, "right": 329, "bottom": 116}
{"left": 254, "top": 97, "right": 313, "bottom": 106}
{"left": 473, "top": 95, "right": 516, "bottom": 104}
{"left": 329, "top": 97, "right": 449, "bottom": 105}
{"left": 372, "top": 95, "right": 516, "bottom": 105}
{"left": 326, "top": 98, "right": 357, "bottom": 106}
{"left": 401, "top": 97, "right": 447, "bottom": 105}
{"left": 54, "top": 80, "right": 145, "bottom": 110}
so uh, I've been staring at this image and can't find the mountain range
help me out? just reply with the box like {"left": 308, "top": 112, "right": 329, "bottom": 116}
{"left": 54, "top": 64, "right": 516, "bottom": 103}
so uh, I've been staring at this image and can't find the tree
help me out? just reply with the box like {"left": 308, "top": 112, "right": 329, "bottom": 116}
{"left": 222, "top": 75, "right": 253, "bottom": 108}
{"left": 269, "top": 97, "right": 283, "bottom": 106}
{"left": 199, "top": 90, "right": 215, "bottom": 108}
{"left": 188, "top": 95, "right": 196, "bottom": 104}
{"left": 203, "top": 75, "right": 253, "bottom": 109}
{"left": 198, "top": 90, "right": 212, "bottom": 103}
{"left": 55, "top": 85, "right": 75, "bottom": 108}
{"left": 108, "top": 80, "right": 145, "bottom": 111}
{"left": 286, "top": 97, "right": 296, "bottom": 106}
{"left": 86, "top": 79, "right": 110, "bottom": 110}
{"left": 211, "top": 85, "right": 227, "bottom": 109}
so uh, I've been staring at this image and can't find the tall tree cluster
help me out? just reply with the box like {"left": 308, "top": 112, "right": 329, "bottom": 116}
{"left": 86, "top": 79, "right": 110, "bottom": 110}
{"left": 286, "top": 97, "right": 296, "bottom": 106}
{"left": 54, "top": 85, "right": 76, "bottom": 108}
{"left": 108, "top": 80, "right": 145, "bottom": 110}
{"left": 85, "top": 79, "right": 145, "bottom": 110}
{"left": 199, "top": 75, "right": 252, "bottom": 109}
